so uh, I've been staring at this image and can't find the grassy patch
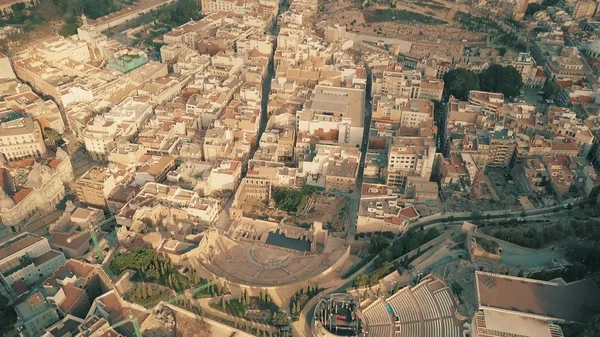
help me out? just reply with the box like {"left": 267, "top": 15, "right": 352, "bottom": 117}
{"left": 364, "top": 9, "right": 446, "bottom": 25}
{"left": 476, "top": 237, "right": 500, "bottom": 254}
{"left": 110, "top": 249, "right": 193, "bottom": 292}
{"left": 273, "top": 185, "right": 317, "bottom": 214}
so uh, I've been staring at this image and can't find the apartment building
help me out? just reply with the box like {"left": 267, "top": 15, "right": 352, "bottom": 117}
{"left": 200, "top": 0, "right": 248, "bottom": 13}
{"left": 296, "top": 85, "right": 365, "bottom": 148}
{"left": 532, "top": 42, "right": 592, "bottom": 81}
{"left": 83, "top": 116, "right": 122, "bottom": 162}
{"left": 300, "top": 144, "right": 361, "bottom": 192}
{"left": 502, "top": 52, "right": 536, "bottom": 84}
{"left": 11, "top": 54, "right": 73, "bottom": 104}
{"left": 14, "top": 291, "right": 60, "bottom": 337}
{"left": 372, "top": 96, "right": 434, "bottom": 129}
{"left": 377, "top": 66, "right": 444, "bottom": 101}
{"left": 75, "top": 167, "right": 117, "bottom": 208}
{"left": 0, "top": 233, "right": 66, "bottom": 301}
{"left": 208, "top": 159, "right": 242, "bottom": 194}
{"left": 512, "top": 158, "right": 547, "bottom": 195}
{"left": 386, "top": 136, "right": 436, "bottom": 193}
{"left": 37, "top": 36, "right": 91, "bottom": 65}
{"left": 543, "top": 155, "right": 575, "bottom": 196}
{"left": 481, "top": 129, "right": 518, "bottom": 169}
{"left": 42, "top": 259, "right": 112, "bottom": 319}
{"left": 0, "top": 114, "right": 47, "bottom": 162}
{"left": 468, "top": 91, "right": 504, "bottom": 115}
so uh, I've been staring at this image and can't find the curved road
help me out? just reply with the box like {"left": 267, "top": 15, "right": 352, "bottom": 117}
{"left": 291, "top": 197, "right": 590, "bottom": 337}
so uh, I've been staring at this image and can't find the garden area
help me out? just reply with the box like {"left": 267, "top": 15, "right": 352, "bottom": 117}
{"left": 211, "top": 290, "right": 289, "bottom": 327}
{"left": 289, "top": 285, "right": 323, "bottom": 320}
{"left": 476, "top": 237, "right": 499, "bottom": 254}
{"left": 352, "top": 227, "right": 441, "bottom": 287}
{"left": 273, "top": 185, "right": 318, "bottom": 214}
{"left": 110, "top": 249, "right": 195, "bottom": 292}
{"left": 363, "top": 9, "right": 447, "bottom": 25}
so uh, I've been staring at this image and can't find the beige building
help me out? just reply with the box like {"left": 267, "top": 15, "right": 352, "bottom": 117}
{"left": 387, "top": 136, "right": 436, "bottom": 193}
{"left": 0, "top": 115, "right": 47, "bottom": 162}
{"left": 372, "top": 96, "right": 434, "bottom": 130}
{"left": 468, "top": 91, "right": 504, "bottom": 115}
{"left": 300, "top": 144, "right": 361, "bottom": 192}
{"left": 378, "top": 66, "right": 444, "bottom": 101}
{"left": 75, "top": 167, "right": 117, "bottom": 208}
{"left": 296, "top": 85, "right": 365, "bottom": 148}
{"left": 573, "top": 1, "right": 597, "bottom": 18}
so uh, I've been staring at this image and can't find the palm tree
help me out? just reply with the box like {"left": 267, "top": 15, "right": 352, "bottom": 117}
{"left": 44, "top": 127, "right": 62, "bottom": 150}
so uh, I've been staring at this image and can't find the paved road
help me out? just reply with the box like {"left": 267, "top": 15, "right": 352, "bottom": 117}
{"left": 290, "top": 198, "right": 590, "bottom": 337}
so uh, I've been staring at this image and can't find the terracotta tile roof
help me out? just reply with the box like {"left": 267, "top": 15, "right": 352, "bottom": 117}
{"left": 13, "top": 188, "right": 32, "bottom": 203}
{"left": 399, "top": 205, "right": 419, "bottom": 219}
{"left": 11, "top": 280, "right": 28, "bottom": 297}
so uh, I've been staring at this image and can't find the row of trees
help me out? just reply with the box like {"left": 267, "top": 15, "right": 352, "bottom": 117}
{"left": 525, "top": 0, "right": 560, "bottom": 16}
{"left": 289, "top": 285, "right": 321, "bottom": 319}
{"left": 443, "top": 64, "right": 524, "bottom": 100}
{"left": 355, "top": 228, "right": 441, "bottom": 287}
{"left": 110, "top": 249, "right": 192, "bottom": 291}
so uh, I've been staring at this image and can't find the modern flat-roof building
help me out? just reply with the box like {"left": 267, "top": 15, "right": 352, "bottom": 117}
{"left": 387, "top": 136, "right": 436, "bottom": 193}
{"left": 75, "top": 167, "right": 117, "bottom": 208}
{"left": 14, "top": 291, "right": 60, "bottom": 337}
{"left": 296, "top": 85, "right": 365, "bottom": 148}
{"left": 473, "top": 271, "right": 600, "bottom": 337}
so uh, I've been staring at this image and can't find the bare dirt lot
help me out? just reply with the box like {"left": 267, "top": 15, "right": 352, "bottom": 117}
{"left": 318, "top": 0, "right": 486, "bottom": 58}
{"left": 292, "top": 194, "right": 349, "bottom": 232}
{"left": 242, "top": 193, "right": 349, "bottom": 232}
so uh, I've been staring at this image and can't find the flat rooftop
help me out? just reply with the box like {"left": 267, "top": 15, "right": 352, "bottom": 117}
{"left": 302, "top": 85, "right": 365, "bottom": 127}
{"left": 476, "top": 271, "right": 600, "bottom": 322}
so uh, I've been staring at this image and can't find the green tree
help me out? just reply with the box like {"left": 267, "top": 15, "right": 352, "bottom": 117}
{"left": 478, "top": 64, "right": 523, "bottom": 99}
{"left": 44, "top": 127, "right": 62, "bottom": 149}
{"left": 526, "top": 3, "right": 546, "bottom": 15}
{"left": 60, "top": 15, "right": 80, "bottom": 37}
{"left": 443, "top": 68, "right": 480, "bottom": 100}
{"left": 170, "top": 0, "right": 202, "bottom": 26}
{"left": 355, "top": 274, "right": 370, "bottom": 287}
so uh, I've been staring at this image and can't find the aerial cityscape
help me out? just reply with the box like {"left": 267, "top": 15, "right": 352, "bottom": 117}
{"left": 0, "top": 0, "right": 600, "bottom": 336}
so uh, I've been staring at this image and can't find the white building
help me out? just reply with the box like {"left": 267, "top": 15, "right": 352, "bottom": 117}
{"left": 83, "top": 115, "right": 122, "bottom": 162}
{"left": 37, "top": 36, "right": 91, "bottom": 65}
{"left": 297, "top": 85, "right": 365, "bottom": 148}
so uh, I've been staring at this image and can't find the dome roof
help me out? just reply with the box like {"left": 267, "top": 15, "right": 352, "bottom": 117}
{"left": 0, "top": 188, "right": 15, "bottom": 210}
{"left": 249, "top": 48, "right": 261, "bottom": 58}
{"left": 24, "top": 163, "right": 54, "bottom": 189}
